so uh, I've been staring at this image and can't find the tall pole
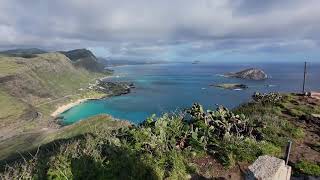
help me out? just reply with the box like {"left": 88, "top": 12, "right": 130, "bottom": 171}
{"left": 302, "top": 61, "right": 307, "bottom": 94}
{"left": 285, "top": 140, "right": 292, "bottom": 165}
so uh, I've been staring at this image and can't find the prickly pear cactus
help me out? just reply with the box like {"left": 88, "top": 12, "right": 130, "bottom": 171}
{"left": 186, "top": 103, "right": 264, "bottom": 140}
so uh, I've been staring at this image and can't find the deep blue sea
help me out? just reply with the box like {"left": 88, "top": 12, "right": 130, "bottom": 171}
{"left": 61, "top": 62, "right": 320, "bottom": 125}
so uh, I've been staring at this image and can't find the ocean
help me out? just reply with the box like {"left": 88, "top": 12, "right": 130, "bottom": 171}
{"left": 60, "top": 62, "right": 320, "bottom": 125}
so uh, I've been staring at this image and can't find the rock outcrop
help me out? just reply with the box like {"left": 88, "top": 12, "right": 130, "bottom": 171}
{"left": 226, "top": 68, "right": 268, "bottom": 80}
{"left": 92, "top": 80, "right": 135, "bottom": 96}
{"left": 246, "top": 155, "right": 291, "bottom": 180}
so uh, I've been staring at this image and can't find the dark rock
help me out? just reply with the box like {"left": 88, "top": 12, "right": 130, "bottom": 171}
{"left": 226, "top": 68, "right": 268, "bottom": 80}
{"left": 211, "top": 83, "right": 248, "bottom": 90}
{"left": 299, "top": 114, "right": 320, "bottom": 126}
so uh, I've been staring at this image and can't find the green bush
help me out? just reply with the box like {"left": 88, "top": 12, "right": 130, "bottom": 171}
{"left": 214, "top": 137, "right": 281, "bottom": 167}
{"left": 295, "top": 161, "right": 320, "bottom": 176}
{"left": 2, "top": 101, "right": 298, "bottom": 179}
{"left": 252, "top": 92, "right": 282, "bottom": 104}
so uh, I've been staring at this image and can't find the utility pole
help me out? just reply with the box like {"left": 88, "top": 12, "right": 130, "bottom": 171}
{"left": 302, "top": 61, "right": 307, "bottom": 94}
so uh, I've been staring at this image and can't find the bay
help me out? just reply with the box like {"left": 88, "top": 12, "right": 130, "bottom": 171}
{"left": 61, "top": 62, "right": 320, "bottom": 125}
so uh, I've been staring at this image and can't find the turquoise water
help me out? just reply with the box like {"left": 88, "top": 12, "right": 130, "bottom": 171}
{"left": 61, "top": 62, "right": 320, "bottom": 125}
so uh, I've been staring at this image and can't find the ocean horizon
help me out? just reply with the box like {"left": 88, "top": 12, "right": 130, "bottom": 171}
{"left": 60, "top": 61, "right": 320, "bottom": 125}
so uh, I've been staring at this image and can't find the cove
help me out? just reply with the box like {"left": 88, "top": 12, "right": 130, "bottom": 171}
{"left": 60, "top": 62, "right": 320, "bottom": 125}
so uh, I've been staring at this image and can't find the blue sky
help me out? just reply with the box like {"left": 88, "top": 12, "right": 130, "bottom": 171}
{"left": 0, "top": 0, "right": 319, "bottom": 62}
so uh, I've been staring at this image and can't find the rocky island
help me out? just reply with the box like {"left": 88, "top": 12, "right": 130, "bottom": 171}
{"left": 225, "top": 68, "right": 268, "bottom": 80}
{"left": 211, "top": 83, "right": 248, "bottom": 90}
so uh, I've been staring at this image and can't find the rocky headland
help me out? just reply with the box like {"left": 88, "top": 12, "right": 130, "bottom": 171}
{"left": 92, "top": 79, "right": 135, "bottom": 96}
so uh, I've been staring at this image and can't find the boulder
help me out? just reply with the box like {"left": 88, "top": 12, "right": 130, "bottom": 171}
{"left": 246, "top": 155, "right": 291, "bottom": 180}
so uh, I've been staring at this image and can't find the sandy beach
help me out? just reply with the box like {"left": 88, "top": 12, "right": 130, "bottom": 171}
{"left": 51, "top": 98, "right": 91, "bottom": 117}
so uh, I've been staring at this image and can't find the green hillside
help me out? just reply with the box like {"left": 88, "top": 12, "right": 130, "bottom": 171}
{"left": 0, "top": 52, "right": 110, "bottom": 159}
{"left": 1, "top": 93, "right": 319, "bottom": 179}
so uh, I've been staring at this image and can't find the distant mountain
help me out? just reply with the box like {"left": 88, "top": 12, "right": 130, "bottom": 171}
{"left": 0, "top": 48, "right": 106, "bottom": 72}
{"left": 98, "top": 57, "right": 166, "bottom": 67}
{"left": 60, "top": 49, "right": 105, "bottom": 72}
{"left": 0, "top": 48, "right": 47, "bottom": 58}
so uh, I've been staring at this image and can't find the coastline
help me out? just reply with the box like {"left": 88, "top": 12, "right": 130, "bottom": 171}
{"left": 50, "top": 80, "right": 134, "bottom": 119}
{"left": 50, "top": 98, "right": 99, "bottom": 117}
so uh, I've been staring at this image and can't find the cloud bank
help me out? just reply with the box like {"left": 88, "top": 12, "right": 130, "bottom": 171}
{"left": 0, "top": 0, "right": 319, "bottom": 61}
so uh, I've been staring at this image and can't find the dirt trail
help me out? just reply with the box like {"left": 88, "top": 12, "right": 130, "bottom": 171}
{"left": 283, "top": 96, "right": 320, "bottom": 164}
{"left": 35, "top": 94, "right": 80, "bottom": 107}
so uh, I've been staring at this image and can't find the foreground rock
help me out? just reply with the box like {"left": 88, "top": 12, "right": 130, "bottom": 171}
{"left": 211, "top": 83, "right": 248, "bottom": 90}
{"left": 226, "top": 68, "right": 268, "bottom": 80}
{"left": 246, "top": 155, "right": 291, "bottom": 180}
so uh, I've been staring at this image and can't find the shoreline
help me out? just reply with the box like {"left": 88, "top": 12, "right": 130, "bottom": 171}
{"left": 50, "top": 80, "right": 134, "bottom": 119}
{"left": 50, "top": 98, "right": 100, "bottom": 117}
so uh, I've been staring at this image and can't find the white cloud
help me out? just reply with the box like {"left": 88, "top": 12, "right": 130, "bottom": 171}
{"left": 0, "top": 0, "right": 319, "bottom": 60}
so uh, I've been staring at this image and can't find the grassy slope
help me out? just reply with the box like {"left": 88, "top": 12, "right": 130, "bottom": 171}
{"left": 0, "top": 89, "right": 26, "bottom": 126}
{"left": 0, "top": 53, "right": 106, "bottom": 122}
{"left": 0, "top": 115, "right": 129, "bottom": 163}
{"left": 0, "top": 53, "right": 109, "bottom": 160}
{"left": 0, "top": 58, "right": 24, "bottom": 75}
{"left": 45, "top": 115, "right": 130, "bottom": 142}
{"left": 1, "top": 93, "right": 319, "bottom": 179}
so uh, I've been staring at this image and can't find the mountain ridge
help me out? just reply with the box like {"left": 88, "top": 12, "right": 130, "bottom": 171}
{"left": 60, "top": 49, "right": 105, "bottom": 72}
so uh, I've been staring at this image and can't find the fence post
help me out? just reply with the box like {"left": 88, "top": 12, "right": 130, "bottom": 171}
{"left": 285, "top": 141, "right": 292, "bottom": 165}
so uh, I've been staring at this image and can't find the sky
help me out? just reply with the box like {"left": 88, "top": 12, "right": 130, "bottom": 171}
{"left": 0, "top": 0, "right": 320, "bottom": 62}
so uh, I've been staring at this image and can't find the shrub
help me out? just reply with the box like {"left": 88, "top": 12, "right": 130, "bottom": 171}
{"left": 1, "top": 102, "right": 292, "bottom": 179}
{"left": 295, "top": 161, "right": 320, "bottom": 176}
{"left": 186, "top": 103, "right": 264, "bottom": 140}
{"left": 252, "top": 92, "right": 282, "bottom": 104}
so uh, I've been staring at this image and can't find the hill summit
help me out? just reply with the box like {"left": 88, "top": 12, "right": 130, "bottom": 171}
{"left": 60, "top": 49, "right": 105, "bottom": 72}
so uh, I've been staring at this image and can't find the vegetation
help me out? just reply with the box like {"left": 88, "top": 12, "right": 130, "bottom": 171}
{"left": 252, "top": 92, "right": 282, "bottom": 104}
{"left": 3, "top": 92, "right": 318, "bottom": 179}
{"left": 0, "top": 89, "right": 26, "bottom": 124}
{"left": 0, "top": 58, "right": 25, "bottom": 76}
{"left": 0, "top": 52, "right": 112, "bottom": 161}
{"left": 294, "top": 161, "right": 320, "bottom": 176}
{"left": 0, "top": 91, "right": 319, "bottom": 178}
